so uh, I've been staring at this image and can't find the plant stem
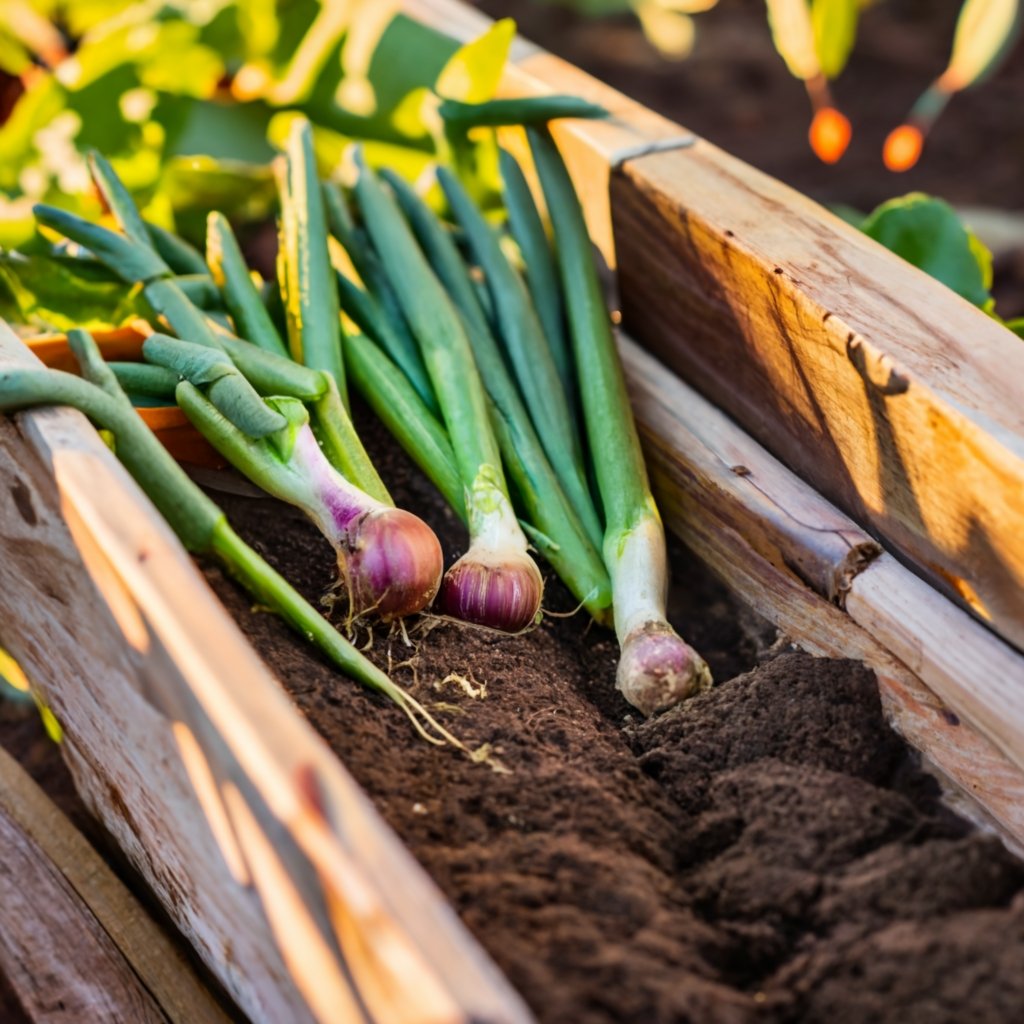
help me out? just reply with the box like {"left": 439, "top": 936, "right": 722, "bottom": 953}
{"left": 322, "top": 182, "right": 438, "bottom": 415}
{"left": 382, "top": 169, "right": 610, "bottom": 619}
{"left": 145, "top": 221, "right": 208, "bottom": 276}
{"left": 498, "top": 147, "right": 574, "bottom": 408}
{"left": 343, "top": 331, "right": 466, "bottom": 520}
{"left": 109, "top": 362, "right": 180, "bottom": 399}
{"left": 437, "top": 95, "right": 608, "bottom": 129}
{"left": 438, "top": 165, "right": 603, "bottom": 552}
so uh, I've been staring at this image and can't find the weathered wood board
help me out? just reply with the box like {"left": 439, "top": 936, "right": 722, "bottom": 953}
{"left": 0, "top": 745, "right": 231, "bottom": 1023}
{"left": 1, "top": 2, "right": 1023, "bottom": 1018}
{"left": 612, "top": 148, "right": 1024, "bottom": 653}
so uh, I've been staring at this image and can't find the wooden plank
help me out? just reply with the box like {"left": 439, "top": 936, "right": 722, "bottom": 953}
{"left": 624, "top": 336, "right": 880, "bottom": 604}
{"left": 0, "top": 763, "right": 168, "bottom": 1022}
{"left": 611, "top": 141, "right": 1024, "bottom": 652}
{"left": 0, "top": 322, "right": 533, "bottom": 1024}
{"left": 622, "top": 336, "right": 1024, "bottom": 850}
{"left": 0, "top": 745, "right": 231, "bottom": 1024}
{"left": 847, "top": 556, "right": 1024, "bottom": 787}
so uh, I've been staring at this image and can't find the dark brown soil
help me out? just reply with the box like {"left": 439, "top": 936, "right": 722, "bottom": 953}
{"left": 199, "top": 406, "right": 1024, "bottom": 1024}
{"left": 477, "top": 0, "right": 1024, "bottom": 318}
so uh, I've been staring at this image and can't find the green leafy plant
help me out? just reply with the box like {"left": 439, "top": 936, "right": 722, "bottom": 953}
{"left": 858, "top": 192, "right": 1024, "bottom": 337}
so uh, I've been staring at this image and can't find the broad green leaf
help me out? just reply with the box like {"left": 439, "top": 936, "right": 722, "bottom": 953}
{"left": 0, "top": 250, "right": 145, "bottom": 330}
{"left": 812, "top": 0, "right": 858, "bottom": 79}
{"left": 366, "top": 13, "right": 457, "bottom": 116}
{"left": 435, "top": 18, "right": 515, "bottom": 102}
{"left": 765, "top": 0, "right": 820, "bottom": 80}
{"left": 860, "top": 193, "right": 994, "bottom": 311}
{"left": 1005, "top": 318, "right": 1024, "bottom": 339}
{"left": 946, "top": 0, "right": 1022, "bottom": 89}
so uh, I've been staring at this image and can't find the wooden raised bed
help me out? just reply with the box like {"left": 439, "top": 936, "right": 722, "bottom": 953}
{"left": 2, "top": 1, "right": 1024, "bottom": 1021}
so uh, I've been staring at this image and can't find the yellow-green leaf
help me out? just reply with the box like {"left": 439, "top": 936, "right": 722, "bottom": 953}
{"left": 435, "top": 18, "right": 515, "bottom": 103}
{"left": 765, "top": 0, "right": 820, "bottom": 81}
{"left": 946, "top": 0, "right": 1021, "bottom": 89}
{"left": 812, "top": 0, "right": 858, "bottom": 79}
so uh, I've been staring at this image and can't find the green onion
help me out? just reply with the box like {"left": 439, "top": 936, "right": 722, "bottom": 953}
{"left": 174, "top": 274, "right": 223, "bottom": 310}
{"left": 109, "top": 362, "right": 179, "bottom": 399}
{"left": 437, "top": 94, "right": 608, "bottom": 129}
{"left": 145, "top": 221, "right": 209, "bottom": 276}
{"left": 275, "top": 117, "right": 346, "bottom": 402}
{"left": 437, "top": 165, "right": 603, "bottom": 553}
{"left": 528, "top": 125, "right": 712, "bottom": 713}
{"left": 206, "top": 211, "right": 289, "bottom": 358}
{"left": 381, "top": 169, "right": 611, "bottom": 621}
{"left": 87, "top": 150, "right": 150, "bottom": 248}
{"left": 140, "top": 334, "right": 288, "bottom": 440}
{"left": 498, "top": 147, "right": 573, "bottom": 409}
{"left": 354, "top": 155, "right": 542, "bottom": 633}
{"left": 322, "top": 182, "right": 438, "bottom": 415}
{"left": 176, "top": 384, "right": 443, "bottom": 622}
{"left": 343, "top": 330, "right": 466, "bottom": 521}
{"left": 33, "top": 204, "right": 223, "bottom": 352}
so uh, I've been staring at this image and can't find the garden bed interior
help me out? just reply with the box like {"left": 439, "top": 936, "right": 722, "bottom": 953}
{"left": 203, "top": 406, "right": 1024, "bottom": 1024}
{"left": 3, "top": 2, "right": 1024, "bottom": 1022}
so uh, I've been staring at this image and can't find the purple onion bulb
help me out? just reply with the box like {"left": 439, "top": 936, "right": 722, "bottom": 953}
{"left": 337, "top": 506, "right": 443, "bottom": 621}
{"left": 438, "top": 548, "right": 543, "bottom": 633}
{"left": 616, "top": 622, "right": 712, "bottom": 716}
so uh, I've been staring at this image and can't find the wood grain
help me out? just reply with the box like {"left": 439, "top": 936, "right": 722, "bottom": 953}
{"left": 624, "top": 336, "right": 880, "bottom": 604}
{"left": 0, "top": 745, "right": 231, "bottom": 1024}
{"left": 611, "top": 142, "right": 1024, "bottom": 653}
{"left": 0, "top": 749, "right": 172, "bottom": 1023}
{"left": 624, "top": 337, "right": 1024, "bottom": 850}
{"left": 847, "top": 556, "right": 1024, "bottom": 784}
{"left": 0, "top": 321, "right": 533, "bottom": 1024}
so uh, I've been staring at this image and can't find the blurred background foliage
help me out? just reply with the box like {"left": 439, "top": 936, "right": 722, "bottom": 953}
{"left": 0, "top": 0, "right": 520, "bottom": 247}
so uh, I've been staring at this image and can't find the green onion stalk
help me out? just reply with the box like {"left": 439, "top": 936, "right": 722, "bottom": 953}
{"left": 528, "top": 125, "right": 712, "bottom": 714}
{"left": 0, "top": 330, "right": 458, "bottom": 745}
{"left": 436, "top": 165, "right": 603, "bottom": 553}
{"left": 322, "top": 181, "right": 438, "bottom": 416}
{"left": 497, "top": 148, "right": 574, "bottom": 410}
{"left": 205, "top": 211, "right": 289, "bottom": 358}
{"left": 354, "top": 155, "right": 543, "bottom": 634}
{"left": 275, "top": 118, "right": 347, "bottom": 403}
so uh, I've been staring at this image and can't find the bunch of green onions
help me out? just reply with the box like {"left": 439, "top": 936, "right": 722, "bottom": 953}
{"left": 20, "top": 95, "right": 711, "bottom": 716}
